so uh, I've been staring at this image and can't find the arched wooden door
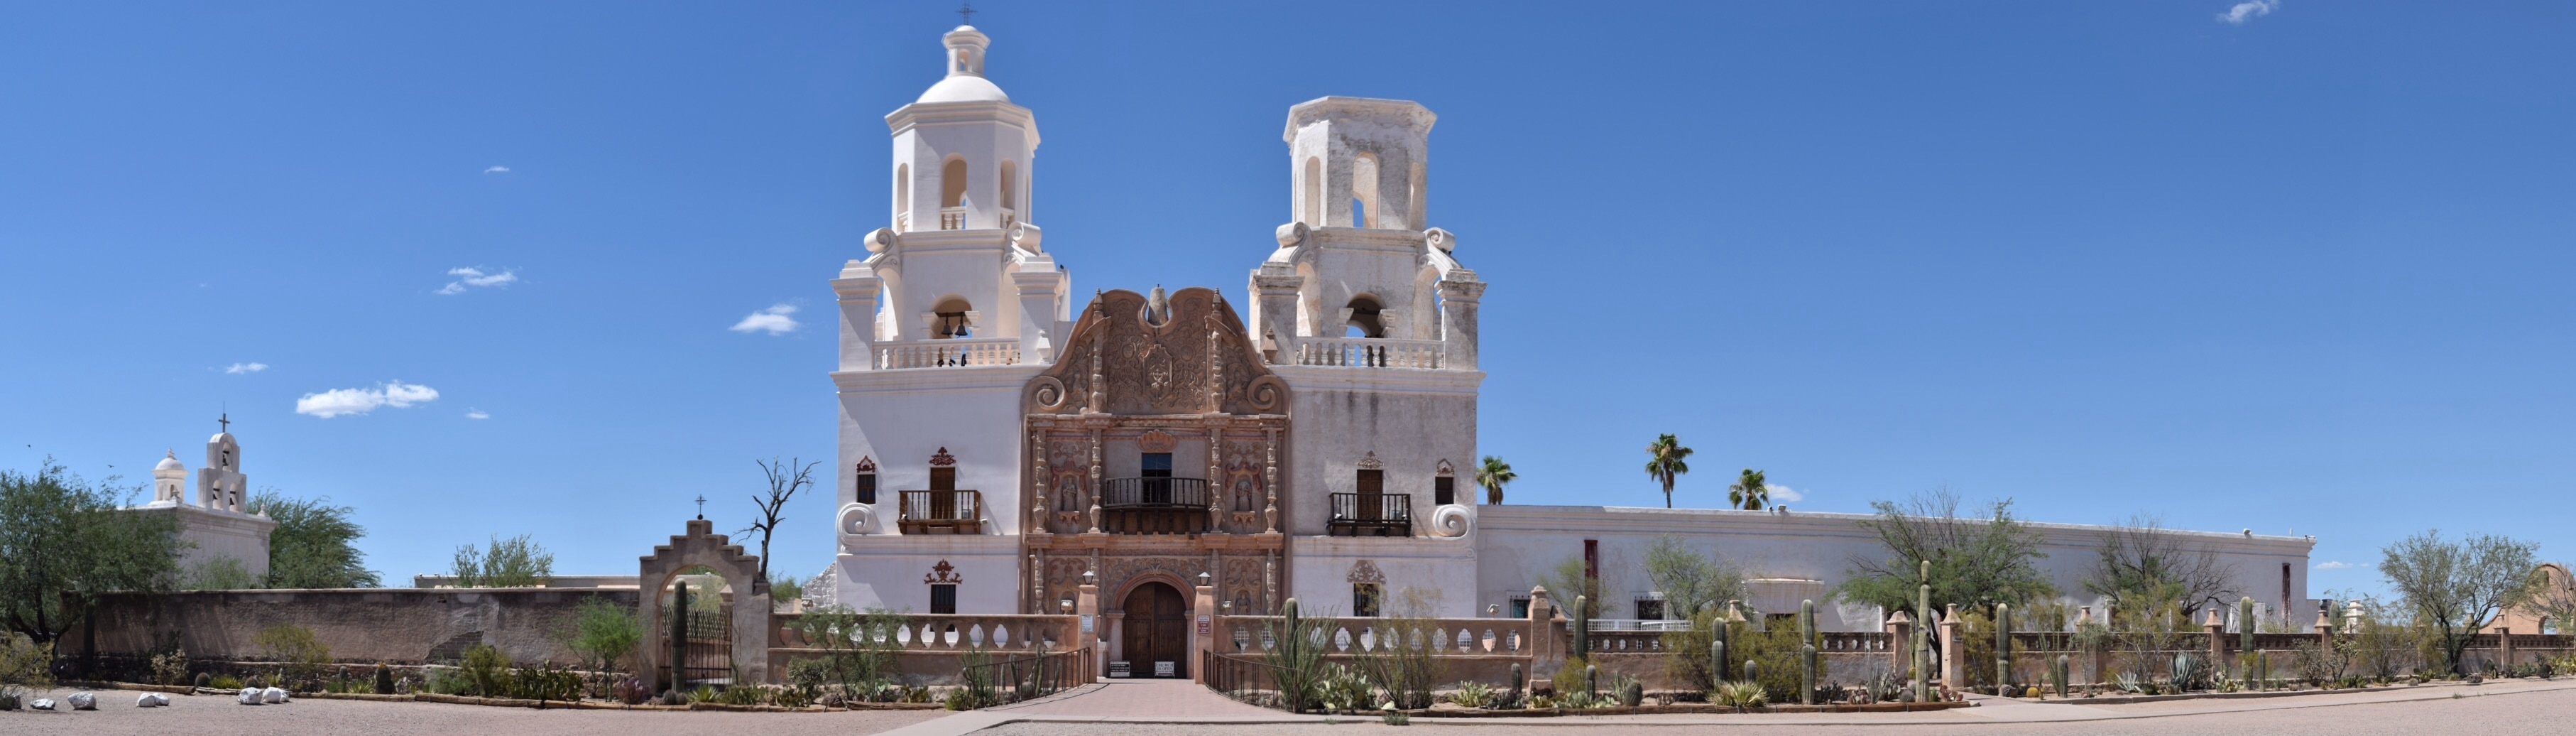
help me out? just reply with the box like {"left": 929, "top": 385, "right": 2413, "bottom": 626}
{"left": 1120, "top": 582, "right": 1188, "bottom": 678}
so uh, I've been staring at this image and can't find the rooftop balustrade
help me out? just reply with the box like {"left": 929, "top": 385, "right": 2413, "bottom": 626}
{"left": 1296, "top": 337, "right": 1443, "bottom": 369}
{"left": 875, "top": 337, "right": 1020, "bottom": 369}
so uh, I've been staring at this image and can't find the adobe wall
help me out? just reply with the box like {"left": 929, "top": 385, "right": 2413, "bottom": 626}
{"left": 70, "top": 588, "right": 636, "bottom": 666}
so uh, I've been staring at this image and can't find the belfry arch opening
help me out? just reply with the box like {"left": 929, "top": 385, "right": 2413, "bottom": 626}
{"left": 895, "top": 164, "right": 910, "bottom": 230}
{"left": 941, "top": 157, "right": 969, "bottom": 208}
{"left": 1350, "top": 152, "right": 1380, "bottom": 227}
{"left": 933, "top": 297, "right": 974, "bottom": 339}
{"left": 1303, "top": 156, "right": 1322, "bottom": 226}
{"left": 1345, "top": 294, "right": 1387, "bottom": 338}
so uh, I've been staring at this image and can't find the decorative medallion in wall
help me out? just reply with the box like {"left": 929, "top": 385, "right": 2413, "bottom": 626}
{"left": 924, "top": 560, "right": 964, "bottom": 585}
{"left": 1347, "top": 559, "right": 1385, "bottom": 585}
{"left": 929, "top": 448, "right": 957, "bottom": 467}
{"left": 1137, "top": 430, "right": 1178, "bottom": 453}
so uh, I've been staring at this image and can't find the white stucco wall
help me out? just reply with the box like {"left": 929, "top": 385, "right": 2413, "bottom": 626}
{"left": 1474, "top": 505, "right": 2315, "bottom": 631}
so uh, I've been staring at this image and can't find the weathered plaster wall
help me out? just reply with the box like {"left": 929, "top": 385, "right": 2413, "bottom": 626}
{"left": 71, "top": 588, "right": 635, "bottom": 665}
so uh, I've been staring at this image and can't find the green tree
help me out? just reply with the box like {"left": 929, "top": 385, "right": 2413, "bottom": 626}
{"left": 1642, "top": 434, "right": 1692, "bottom": 509}
{"left": 1835, "top": 487, "right": 2054, "bottom": 613}
{"left": 451, "top": 534, "right": 555, "bottom": 588}
{"left": 2379, "top": 530, "right": 2540, "bottom": 676}
{"left": 1726, "top": 468, "right": 1767, "bottom": 511}
{"left": 248, "top": 494, "right": 381, "bottom": 588}
{"left": 0, "top": 461, "right": 182, "bottom": 644}
{"left": 564, "top": 595, "right": 643, "bottom": 675}
{"left": 2079, "top": 514, "right": 2235, "bottom": 620}
{"left": 183, "top": 556, "right": 261, "bottom": 590}
{"left": 1539, "top": 554, "right": 1617, "bottom": 619}
{"left": 1640, "top": 535, "right": 1743, "bottom": 620}
{"left": 1474, "top": 455, "right": 1515, "bottom": 505}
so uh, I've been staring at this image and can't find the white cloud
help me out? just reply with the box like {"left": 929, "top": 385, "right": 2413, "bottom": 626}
{"left": 2217, "top": 0, "right": 2278, "bottom": 24}
{"left": 466, "top": 408, "right": 490, "bottom": 420}
{"left": 1766, "top": 484, "right": 1806, "bottom": 504}
{"left": 483, "top": 166, "right": 511, "bottom": 174}
{"left": 437, "top": 266, "right": 518, "bottom": 295}
{"left": 224, "top": 362, "right": 269, "bottom": 374}
{"left": 731, "top": 304, "right": 801, "bottom": 335}
{"left": 2313, "top": 561, "right": 2352, "bottom": 570}
{"left": 294, "top": 381, "right": 441, "bottom": 418}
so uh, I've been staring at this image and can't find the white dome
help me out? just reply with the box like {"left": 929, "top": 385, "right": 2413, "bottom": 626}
{"left": 154, "top": 452, "right": 184, "bottom": 472}
{"left": 917, "top": 75, "right": 1009, "bottom": 104}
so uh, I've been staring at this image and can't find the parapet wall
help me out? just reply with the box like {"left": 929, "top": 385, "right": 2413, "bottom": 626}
{"left": 70, "top": 588, "right": 639, "bottom": 666}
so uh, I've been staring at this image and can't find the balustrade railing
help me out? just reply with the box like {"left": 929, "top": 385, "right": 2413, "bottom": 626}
{"left": 773, "top": 612, "right": 1079, "bottom": 651}
{"left": 1214, "top": 615, "right": 1529, "bottom": 657}
{"left": 1100, "top": 477, "right": 1208, "bottom": 509}
{"left": 939, "top": 206, "right": 966, "bottom": 230}
{"left": 875, "top": 337, "right": 1020, "bottom": 369}
{"left": 1326, "top": 492, "right": 1411, "bottom": 536}
{"left": 898, "top": 489, "right": 983, "bottom": 534}
{"left": 1295, "top": 337, "right": 1443, "bottom": 369}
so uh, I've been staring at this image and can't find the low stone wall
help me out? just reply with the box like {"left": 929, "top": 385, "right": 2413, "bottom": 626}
{"left": 70, "top": 588, "right": 639, "bottom": 666}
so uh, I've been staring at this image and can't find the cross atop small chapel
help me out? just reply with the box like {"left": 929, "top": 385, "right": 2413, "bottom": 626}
{"left": 694, "top": 494, "right": 706, "bottom": 520}
{"left": 217, "top": 412, "right": 230, "bottom": 433}
{"left": 957, "top": 2, "right": 976, "bottom": 26}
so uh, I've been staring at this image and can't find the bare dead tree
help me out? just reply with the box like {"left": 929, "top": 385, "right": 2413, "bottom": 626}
{"left": 2080, "top": 513, "right": 2239, "bottom": 619}
{"left": 743, "top": 457, "right": 819, "bottom": 583}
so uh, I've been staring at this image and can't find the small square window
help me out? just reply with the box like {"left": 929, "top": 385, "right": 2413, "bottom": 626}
{"left": 1434, "top": 476, "right": 1455, "bottom": 507}
{"left": 1509, "top": 596, "right": 1532, "bottom": 619}
{"left": 931, "top": 584, "right": 957, "bottom": 615}
{"left": 1354, "top": 583, "right": 1382, "bottom": 618}
{"left": 856, "top": 473, "right": 878, "bottom": 505}
{"left": 1634, "top": 598, "right": 1666, "bottom": 622}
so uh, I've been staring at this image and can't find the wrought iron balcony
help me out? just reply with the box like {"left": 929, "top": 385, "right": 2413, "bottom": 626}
{"left": 1327, "top": 492, "right": 1412, "bottom": 537}
{"left": 1100, "top": 477, "right": 1208, "bottom": 509}
{"left": 1099, "top": 477, "right": 1210, "bottom": 535}
{"left": 899, "top": 489, "right": 983, "bottom": 534}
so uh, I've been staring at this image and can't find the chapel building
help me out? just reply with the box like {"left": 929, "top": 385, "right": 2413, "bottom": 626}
{"left": 824, "top": 26, "right": 2315, "bottom": 674}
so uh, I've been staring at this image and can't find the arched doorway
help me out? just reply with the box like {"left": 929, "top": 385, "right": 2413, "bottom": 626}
{"left": 662, "top": 566, "right": 734, "bottom": 687}
{"left": 1120, "top": 582, "right": 1187, "bottom": 678}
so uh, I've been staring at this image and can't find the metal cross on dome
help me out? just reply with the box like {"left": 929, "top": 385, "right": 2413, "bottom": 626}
{"left": 957, "top": 2, "right": 976, "bottom": 25}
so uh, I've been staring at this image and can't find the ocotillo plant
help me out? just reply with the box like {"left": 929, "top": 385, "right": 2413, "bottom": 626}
{"left": 1996, "top": 602, "right": 2012, "bottom": 696}
{"left": 1573, "top": 595, "right": 1590, "bottom": 659}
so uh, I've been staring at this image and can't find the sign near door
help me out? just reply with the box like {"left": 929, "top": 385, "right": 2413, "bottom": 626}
{"left": 1155, "top": 661, "right": 1175, "bottom": 677}
{"left": 1108, "top": 661, "right": 1130, "bottom": 678}
{"left": 1197, "top": 614, "right": 1211, "bottom": 634}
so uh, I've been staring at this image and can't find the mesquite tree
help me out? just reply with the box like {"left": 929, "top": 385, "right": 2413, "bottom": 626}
{"left": 743, "top": 457, "right": 819, "bottom": 583}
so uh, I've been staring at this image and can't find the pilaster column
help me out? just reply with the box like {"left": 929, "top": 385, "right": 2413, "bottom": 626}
{"left": 1938, "top": 604, "right": 1961, "bottom": 691}
{"left": 1013, "top": 268, "right": 1061, "bottom": 362}
{"left": 1436, "top": 273, "right": 1485, "bottom": 370}
{"left": 832, "top": 266, "right": 883, "bottom": 372}
{"left": 1251, "top": 264, "right": 1304, "bottom": 364}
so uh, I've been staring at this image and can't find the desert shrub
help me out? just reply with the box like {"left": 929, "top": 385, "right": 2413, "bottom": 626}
{"left": 947, "top": 646, "right": 1002, "bottom": 710}
{"left": 150, "top": 648, "right": 191, "bottom": 686}
{"left": 786, "top": 604, "right": 909, "bottom": 703}
{"left": 613, "top": 676, "right": 653, "bottom": 705}
{"left": 512, "top": 661, "right": 582, "bottom": 701}
{"left": 1723, "top": 619, "right": 1804, "bottom": 704}
{"left": 1446, "top": 680, "right": 1493, "bottom": 708}
{"left": 459, "top": 644, "right": 512, "bottom": 697}
{"left": 1261, "top": 599, "right": 1333, "bottom": 713}
{"left": 0, "top": 632, "right": 55, "bottom": 698}
{"left": 1355, "top": 590, "right": 1445, "bottom": 710}
{"left": 207, "top": 673, "right": 244, "bottom": 690}
{"left": 1549, "top": 656, "right": 1592, "bottom": 698}
{"left": 1319, "top": 663, "right": 1374, "bottom": 711}
{"left": 253, "top": 623, "right": 331, "bottom": 688}
{"left": 449, "top": 534, "right": 554, "bottom": 588}
{"left": 714, "top": 684, "right": 767, "bottom": 706}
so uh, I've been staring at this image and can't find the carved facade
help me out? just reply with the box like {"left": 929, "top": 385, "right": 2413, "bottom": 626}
{"left": 1021, "top": 287, "right": 1292, "bottom": 615}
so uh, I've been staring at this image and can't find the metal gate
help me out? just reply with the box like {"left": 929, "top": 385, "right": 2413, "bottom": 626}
{"left": 679, "top": 608, "right": 733, "bottom": 686}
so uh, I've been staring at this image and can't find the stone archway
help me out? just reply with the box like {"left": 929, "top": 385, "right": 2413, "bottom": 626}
{"left": 1115, "top": 577, "right": 1191, "bottom": 678}
{"left": 638, "top": 519, "right": 770, "bottom": 689}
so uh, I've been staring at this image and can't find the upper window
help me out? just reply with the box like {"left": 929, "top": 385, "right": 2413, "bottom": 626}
{"left": 1434, "top": 475, "right": 1455, "bottom": 507}
{"left": 1353, "top": 583, "right": 1382, "bottom": 618}
{"left": 1344, "top": 295, "right": 1386, "bottom": 338}
{"left": 1634, "top": 597, "right": 1666, "bottom": 622}
{"left": 856, "top": 470, "right": 878, "bottom": 505}
{"left": 931, "top": 583, "right": 958, "bottom": 615}
{"left": 1141, "top": 453, "right": 1173, "bottom": 478}
{"left": 941, "top": 158, "right": 969, "bottom": 208}
{"left": 1350, "top": 152, "right": 1380, "bottom": 227}
{"left": 1303, "top": 157, "right": 1323, "bottom": 226}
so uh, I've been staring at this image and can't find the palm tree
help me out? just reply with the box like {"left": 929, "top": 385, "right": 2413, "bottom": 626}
{"left": 1475, "top": 455, "right": 1516, "bottom": 505}
{"left": 1728, "top": 468, "right": 1768, "bottom": 511}
{"left": 1642, "top": 434, "right": 1693, "bottom": 509}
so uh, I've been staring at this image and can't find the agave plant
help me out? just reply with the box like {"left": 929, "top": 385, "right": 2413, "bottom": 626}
{"left": 2169, "top": 653, "right": 2212, "bottom": 692}
{"left": 1710, "top": 680, "right": 1769, "bottom": 711}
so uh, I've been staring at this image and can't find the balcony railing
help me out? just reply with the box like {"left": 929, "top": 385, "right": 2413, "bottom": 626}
{"left": 939, "top": 207, "right": 966, "bottom": 230}
{"left": 1100, "top": 477, "right": 1208, "bottom": 509}
{"left": 1327, "top": 492, "right": 1411, "bottom": 536}
{"left": 1296, "top": 337, "right": 1443, "bottom": 369}
{"left": 899, "top": 490, "right": 983, "bottom": 534}
{"left": 875, "top": 337, "right": 1020, "bottom": 369}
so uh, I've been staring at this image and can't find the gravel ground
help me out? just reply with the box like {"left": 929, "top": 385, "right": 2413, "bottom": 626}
{"left": 975, "top": 683, "right": 2576, "bottom": 736}
{"left": 0, "top": 688, "right": 949, "bottom": 736}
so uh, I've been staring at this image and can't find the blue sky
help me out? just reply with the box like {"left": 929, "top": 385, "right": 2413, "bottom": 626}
{"left": 3, "top": 1, "right": 2570, "bottom": 597}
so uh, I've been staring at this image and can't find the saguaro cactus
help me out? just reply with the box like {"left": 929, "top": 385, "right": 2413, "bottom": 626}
{"left": 1996, "top": 602, "right": 2012, "bottom": 696}
{"left": 2239, "top": 596, "right": 2257, "bottom": 685}
{"left": 1800, "top": 599, "right": 1819, "bottom": 704}
{"left": 1712, "top": 639, "right": 1728, "bottom": 686}
{"left": 2052, "top": 654, "right": 2070, "bottom": 698}
{"left": 1914, "top": 561, "right": 1931, "bottom": 703}
{"left": 1573, "top": 595, "right": 1590, "bottom": 659}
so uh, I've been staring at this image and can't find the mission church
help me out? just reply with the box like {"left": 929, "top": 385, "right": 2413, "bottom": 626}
{"left": 820, "top": 24, "right": 2314, "bottom": 674}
